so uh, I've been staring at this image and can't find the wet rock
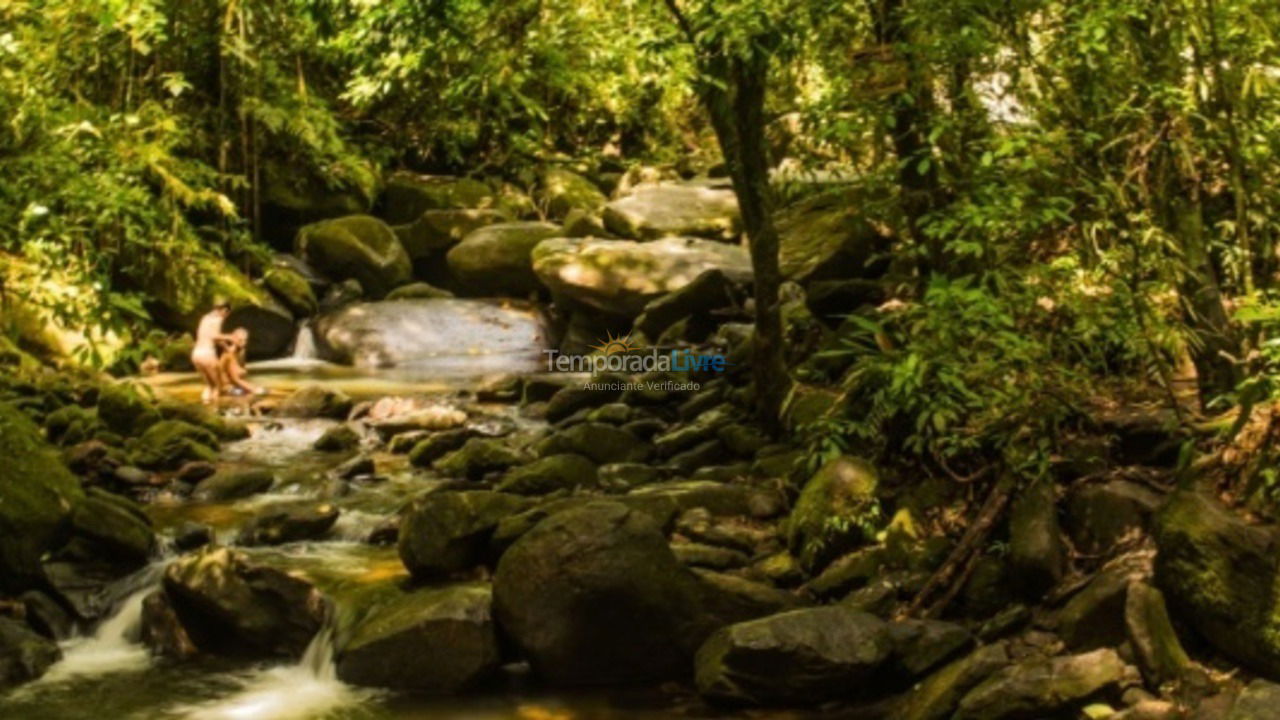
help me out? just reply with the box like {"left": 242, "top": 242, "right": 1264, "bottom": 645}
{"left": 493, "top": 501, "right": 706, "bottom": 685}
{"left": 1008, "top": 478, "right": 1065, "bottom": 599}
{"left": 603, "top": 182, "right": 741, "bottom": 240}
{"left": 0, "top": 402, "right": 84, "bottom": 593}
{"left": 388, "top": 430, "right": 430, "bottom": 454}
{"left": 131, "top": 420, "right": 219, "bottom": 470}
{"left": 336, "top": 582, "right": 499, "bottom": 693}
{"left": 393, "top": 208, "right": 507, "bottom": 259}
{"left": 953, "top": 648, "right": 1129, "bottom": 720}
{"left": 1066, "top": 480, "right": 1164, "bottom": 555}
{"left": 162, "top": 545, "right": 329, "bottom": 659}
{"left": 895, "top": 642, "right": 1011, "bottom": 720}
{"left": 275, "top": 385, "right": 354, "bottom": 419}
{"left": 332, "top": 454, "right": 375, "bottom": 481}
{"left": 320, "top": 278, "right": 364, "bottom": 311}
{"left": 1057, "top": 567, "right": 1132, "bottom": 650}
{"left": 1153, "top": 489, "right": 1280, "bottom": 678}
{"left": 295, "top": 215, "right": 411, "bottom": 298}
{"left": 313, "top": 298, "right": 550, "bottom": 370}
{"left": 21, "top": 591, "right": 74, "bottom": 640}
{"left": 237, "top": 504, "right": 340, "bottom": 546}
{"left": 159, "top": 402, "right": 251, "bottom": 442}
{"left": 446, "top": 221, "right": 562, "bottom": 296}
{"left": 1125, "top": 580, "right": 1193, "bottom": 687}
{"left": 193, "top": 469, "right": 275, "bottom": 502}
{"left": 494, "top": 454, "right": 597, "bottom": 495}
{"left": 787, "top": 456, "right": 880, "bottom": 572}
{"left": 667, "top": 439, "right": 730, "bottom": 474}
{"left": 174, "top": 522, "right": 214, "bottom": 552}
{"left": 367, "top": 402, "right": 469, "bottom": 437}
{"left": 887, "top": 619, "right": 974, "bottom": 679}
{"left": 0, "top": 616, "right": 61, "bottom": 690}
{"left": 408, "top": 429, "right": 472, "bottom": 467}
{"left": 68, "top": 492, "right": 154, "bottom": 567}
{"left": 752, "top": 551, "right": 805, "bottom": 587}
{"left": 44, "top": 404, "right": 99, "bottom": 446}
{"left": 97, "top": 382, "right": 161, "bottom": 436}
{"left": 398, "top": 491, "right": 530, "bottom": 578}
{"left": 695, "top": 607, "right": 891, "bottom": 705}
{"left": 536, "top": 422, "right": 650, "bottom": 465}
{"left": 585, "top": 402, "right": 632, "bottom": 425}
{"left": 112, "top": 465, "right": 156, "bottom": 487}
{"left": 313, "top": 424, "right": 361, "bottom": 452}
{"left": 654, "top": 404, "right": 737, "bottom": 458}
{"left": 176, "top": 461, "right": 217, "bottom": 484}
{"left": 532, "top": 236, "right": 752, "bottom": 316}
{"left": 140, "top": 589, "right": 198, "bottom": 660}
{"left": 434, "top": 437, "right": 530, "bottom": 480}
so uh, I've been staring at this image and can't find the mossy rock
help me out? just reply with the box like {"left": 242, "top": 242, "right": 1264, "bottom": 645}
{"left": 0, "top": 616, "right": 61, "bottom": 690}
{"left": 193, "top": 469, "right": 275, "bottom": 502}
{"left": 539, "top": 167, "right": 607, "bottom": 220}
{"left": 295, "top": 215, "right": 412, "bottom": 299}
{"left": 0, "top": 403, "right": 84, "bottom": 593}
{"left": 130, "top": 420, "right": 218, "bottom": 470}
{"left": 336, "top": 581, "right": 500, "bottom": 693}
{"left": 385, "top": 282, "right": 454, "bottom": 301}
{"left": 381, "top": 173, "right": 501, "bottom": 225}
{"left": 68, "top": 493, "right": 154, "bottom": 566}
{"left": 96, "top": 382, "right": 161, "bottom": 437}
{"left": 314, "top": 424, "right": 361, "bottom": 452}
{"left": 264, "top": 265, "right": 319, "bottom": 318}
{"left": 393, "top": 208, "right": 508, "bottom": 259}
{"left": 495, "top": 454, "right": 598, "bottom": 495}
{"left": 275, "top": 385, "right": 354, "bottom": 420}
{"left": 445, "top": 222, "right": 563, "bottom": 297}
{"left": 786, "top": 456, "right": 881, "bottom": 573}
{"left": 535, "top": 422, "right": 650, "bottom": 465}
{"left": 776, "top": 188, "right": 893, "bottom": 283}
{"left": 398, "top": 491, "right": 530, "bottom": 578}
{"left": 434, "top": 437, "right": 530, "bottom": 480}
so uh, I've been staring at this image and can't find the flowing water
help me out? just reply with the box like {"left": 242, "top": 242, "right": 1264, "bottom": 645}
{"left": 1, "top": 362, "right": 782, "bottom": 720}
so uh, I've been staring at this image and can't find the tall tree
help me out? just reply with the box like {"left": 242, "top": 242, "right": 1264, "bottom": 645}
{"left": 661, "top": 0, "right": 792, "bottom": 433}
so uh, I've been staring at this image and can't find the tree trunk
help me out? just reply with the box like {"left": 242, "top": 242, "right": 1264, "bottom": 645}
{"left": 697, "top": 50, "right": 789, "bottom": 434}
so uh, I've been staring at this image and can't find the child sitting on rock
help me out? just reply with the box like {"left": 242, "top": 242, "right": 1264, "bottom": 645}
{"left": 218, "top": 328, "right": 266, "bottom": 397}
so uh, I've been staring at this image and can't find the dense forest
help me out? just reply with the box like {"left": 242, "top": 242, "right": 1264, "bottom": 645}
{"left": 4, "top": 0, "right": 1280, "bottom": 718}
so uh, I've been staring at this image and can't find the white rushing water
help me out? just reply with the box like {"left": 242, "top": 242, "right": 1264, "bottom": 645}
{"left": 33, "top": 584, "right": 155, "bottom": 685}
{"left": 170, "top": 622, "right": 373, "bottom": 720}
{"left": 292, "top": 322, "right": 318, "bottom": 361}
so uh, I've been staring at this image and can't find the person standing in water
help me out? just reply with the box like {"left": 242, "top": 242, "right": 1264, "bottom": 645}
{"left": 191, "top": 300, "right": 235, "bottom": 404}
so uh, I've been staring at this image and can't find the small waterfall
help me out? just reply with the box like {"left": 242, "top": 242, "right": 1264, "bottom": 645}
{"left": 171, "top": 613, "right": 370, "bottom": 720}
{"left": 292, "top": 321, "right": 318, "bottom": 360}
{"left": 32, "top": 566, "right": 162, "bottom": 685}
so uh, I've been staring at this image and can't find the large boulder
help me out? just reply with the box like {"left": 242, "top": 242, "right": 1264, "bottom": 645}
{"left": 603, "top": 182, "right": 741, "bottom": 240}
{"left": 259, "top": 158, "right": 373, "bottom": 248}
{"left": 434, "top": 437, "right": 530, "bottom": 480}
{"left": 1153, "top": 489, "right": 1280, "bottom": 678}
{"left": 67, "top": 492, "right": 154, "bottom": 567}
{"left": 336, "top": 582, "right": 499, "bottom": 693}
{"left": 162, "top": 545, "right": 329, "bottom": 659}
{"left": 952, "top": 648, "right": 1129, "bottom": 720}
{"left": 776, "top": 189, "right": 892, "bottom": 283}
{"left": 492, "top": 501, "right": 707, "bottom": 685}
{"left": 236, "top": 504, "right": 340, "bottom": 545}
{"left": 786, "top": 456, "right": 880, "bottom": 572}
{"left": 695, "top": 607, "right": 892, "bottom": 705}
{"left": 0, "top": 403, "right": 84, "bottom": 593}
{"left": 0, "top": 616, "right": 61, "bottom": 690}
{"left": 532, "top": 236, "right": 752, "bottom": 316}
{"left": 263, "top": 263, "right": 320, "bottom": 318}
{"left": 394, "top": 208, "right": 507, "bottom": 260}
{"left": 295, "top": 215, "right": 412, "bottom": 298}
{"left": 398, "top": 491, "right": 530, "bottom": 579}
{"left": 445, "top": 222, "right": 563, "bottom": 296}
{"left": 312, "top": 299, "right": 550, "bottom": 371}
{"left": 540, "top": 167, "right": 607, "bottom": 220}
{"left": 380, "top": 173, "right": 500, "bottom": 225}
{"left": 146, "top": 253, "right": 294, "bottom": 360}
{"left": 495, "top": 454, "right": 598, "bottom": 495}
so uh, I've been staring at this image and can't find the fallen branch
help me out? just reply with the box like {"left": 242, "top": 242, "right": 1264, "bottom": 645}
{"left": 901, "top": 473, "right": 1014, "bottom": 620}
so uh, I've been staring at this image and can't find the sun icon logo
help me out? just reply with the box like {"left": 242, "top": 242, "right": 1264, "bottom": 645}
{"left": 590, "top": 332, "right": 637, "bottom": 355}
